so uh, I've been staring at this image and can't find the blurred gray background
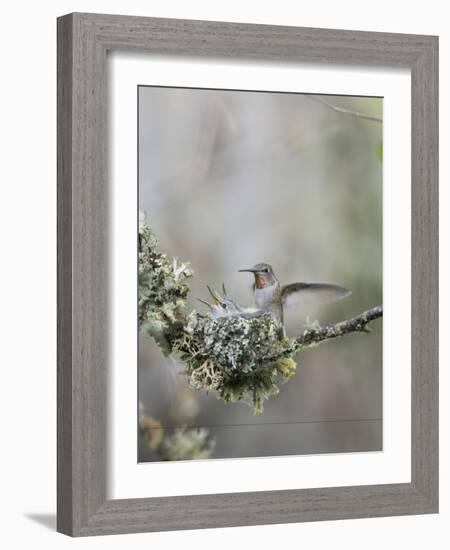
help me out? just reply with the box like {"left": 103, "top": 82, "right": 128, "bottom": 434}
{"left": 138, "top": 86, "right": 383, "bottom": 461}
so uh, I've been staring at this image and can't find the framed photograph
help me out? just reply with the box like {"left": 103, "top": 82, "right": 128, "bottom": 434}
{"left": 57, "top": 13, "right": 438, "bottom": 536}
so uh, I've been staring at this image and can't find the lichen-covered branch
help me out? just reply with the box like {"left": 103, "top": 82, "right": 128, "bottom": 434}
{"left": 297, "top": 305, "right": 382, "bottom": 344}
{"left": 264, "top": 306, "right": 383, "bottom": 364}
{"left": 138, "top": 209, "right": 193, "bottom": 355}
{"left": 139, "top": 211, "right": 383, "bottom": 413}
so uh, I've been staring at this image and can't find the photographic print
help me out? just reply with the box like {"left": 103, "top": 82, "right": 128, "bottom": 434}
{"left": 138, "top": 86, "right": 383, "bottom": 462}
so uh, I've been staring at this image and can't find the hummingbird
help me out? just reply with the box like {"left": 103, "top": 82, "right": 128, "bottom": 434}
{"left": 239, "top": 263, "right": 351, "bottom": 335}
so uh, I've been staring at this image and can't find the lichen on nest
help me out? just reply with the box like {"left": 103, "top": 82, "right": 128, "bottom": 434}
{"left": 176, "top": 312, "right": 297, "bottom": 414}
{"left": 138, "top": 210, "right": 296, "bottom": 413}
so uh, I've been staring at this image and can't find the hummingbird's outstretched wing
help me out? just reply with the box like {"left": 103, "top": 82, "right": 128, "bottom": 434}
{"left": 281, "top": 283, "right": 351, "bottom": 310}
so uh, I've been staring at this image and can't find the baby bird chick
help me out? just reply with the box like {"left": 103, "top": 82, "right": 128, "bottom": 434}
{"left": 198, "top": 284, "right": 241, "bottom": 319}
{"left": 198, "top": 284, "right": 267, "bottom": 321}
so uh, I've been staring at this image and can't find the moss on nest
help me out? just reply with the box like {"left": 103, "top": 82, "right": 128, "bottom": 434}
{"left": 175, "top": 313, "right": 297, "bottom": 413}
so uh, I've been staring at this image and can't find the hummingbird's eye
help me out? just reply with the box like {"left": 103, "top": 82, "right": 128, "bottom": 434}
{"left": 263, "top": 268, "right": 269, "bottom": 273}
{"left": 222, "top": 303, "right": 227, "bottom": 309}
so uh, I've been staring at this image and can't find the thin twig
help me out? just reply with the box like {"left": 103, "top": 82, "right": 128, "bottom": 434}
{"left": 306, "top": 94, "right": 383, "bottom": 123}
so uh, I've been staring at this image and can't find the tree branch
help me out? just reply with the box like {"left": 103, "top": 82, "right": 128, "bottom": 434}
{"left": 306, "top": 94, "right": 383, "bottom": 123}
{"left": 266, "top": 305, "right": 383, "bottom": 363}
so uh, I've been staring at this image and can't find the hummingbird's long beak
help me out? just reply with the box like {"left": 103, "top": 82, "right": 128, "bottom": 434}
{"left": 238, "top": 268, "right": 257, "bottom": 273}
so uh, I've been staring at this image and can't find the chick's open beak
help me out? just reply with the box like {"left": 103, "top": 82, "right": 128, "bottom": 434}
{"left": 206, "top": 285, "right": 221, "bottom": 306}
{"left": 197, "top": 299, "right": 213, "bottom": 312}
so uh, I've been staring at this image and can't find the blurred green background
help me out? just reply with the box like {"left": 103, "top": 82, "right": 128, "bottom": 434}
{"left": 138, "top": 86, "right": 383, "bottom": 461}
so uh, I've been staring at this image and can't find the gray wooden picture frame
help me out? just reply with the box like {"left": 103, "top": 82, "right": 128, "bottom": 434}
{"left": 57, "top": 12, "right": 438, "bottom": 537}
